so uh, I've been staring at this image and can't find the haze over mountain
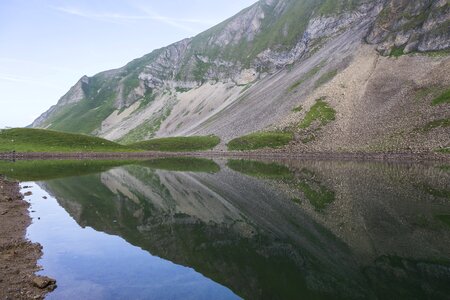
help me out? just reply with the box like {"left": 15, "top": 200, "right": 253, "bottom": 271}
{"left": 31, "top": 0, "right": 450, "bottom": 153}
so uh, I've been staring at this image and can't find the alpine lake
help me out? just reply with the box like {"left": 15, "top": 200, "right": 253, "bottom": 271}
{"left": 1, "top": 157, "right": 449, "bottom": 300}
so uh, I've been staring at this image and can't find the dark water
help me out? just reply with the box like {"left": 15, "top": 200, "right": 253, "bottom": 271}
{"left": 2, "top": 158, "right": 450, "bottom": 300}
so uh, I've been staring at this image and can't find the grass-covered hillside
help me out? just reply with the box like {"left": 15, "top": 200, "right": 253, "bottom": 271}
{"left": 0, "top": 128, "right": 135, "bottom": 153}
{"left": 0, "top": 129, "right": 224, "bottom": 153}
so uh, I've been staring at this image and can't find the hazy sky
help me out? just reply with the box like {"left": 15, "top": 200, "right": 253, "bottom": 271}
{"left": 0, "top": 0, "right": 256, "bottom": 128}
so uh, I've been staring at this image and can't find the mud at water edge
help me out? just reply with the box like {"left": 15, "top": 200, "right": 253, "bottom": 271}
{"left": 0, "top": 175, "right": 56, "bottom": 300}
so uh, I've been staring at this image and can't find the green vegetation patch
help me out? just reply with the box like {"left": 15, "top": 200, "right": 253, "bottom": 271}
{"left": 42, "top": 75, "right": 119, "bottom": 134}
{"left": 45, "top": 97, "right": 116, "bottom": 134}
{"left": 130, "top": 135, "right": 220, "bottom": 152}
{"left": 298, "top": 181, "right": 335, "bottom": 211}
{"left": 122, "top": 75, "right": 140, "bottom": 99}
{"left": 227, "top": 159, "right": 293, "bottom": 180}
{"left": 175, "top": 87, "right": 192, "bottom": 93}
{"left": 193, "top": 60, "right": 212, "bottom": 82}
{"left": 420, "top": 184, "right": 450, "bottom": 199}
{"left": 389, "top": 46, "right": 405, "bottom": 57}
{"left": 438, "top": 165, "right": 450, "bottom": 172}
{"left": 422, "top": 49, "right": 450, "bottom": 57}
{"left": 295, "top": 168, "right": 335, "bottom": 211}
{"left": 143, "top": 157, "right": 220, "bottom": 173}
{"left": 436, "top": 148, "right": 450, "bottom": 154}
{"left": 138, "top": 90, "right": 157, "bottom": 110}
{"left": 0, "top": 159, "right": 136, "bottom": 181}
{"left": 299, "top": 98, "right": 336, "bottom": 129}
{"left": 431, "top": 88, "right": 450, "bottom": 106}
{"left": 314, "top": 69, "right": 338, "bottom": 88}
{"left": 435, "top": 215, "right": 450, "bottom": 228}
{"left": 0, "top": 128, "right": 134, "bottom": 153}
{"left": 227, "top": 132, "right": 293, "bottom": 151}
{"left": 422, "top": 118, "right": 450, "bottom": 132}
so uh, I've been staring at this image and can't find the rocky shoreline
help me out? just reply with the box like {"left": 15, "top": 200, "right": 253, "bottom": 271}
{"left": 0, "top": 150, "right": 448, "bottom": 162}
{"left": 0, "top": 176, "right": 56, "bottom": 300}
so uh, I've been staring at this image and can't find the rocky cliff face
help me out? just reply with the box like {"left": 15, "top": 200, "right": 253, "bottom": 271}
{"left": 367, "top": 0, "right": 450, "bottom": 54}
{"left": 31, "top": 0, "right": 449, "bottom": 152}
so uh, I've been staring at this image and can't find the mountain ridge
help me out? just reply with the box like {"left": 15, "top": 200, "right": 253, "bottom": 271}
{"left": 31, "top": 0, "right": 450, "bottom": 153}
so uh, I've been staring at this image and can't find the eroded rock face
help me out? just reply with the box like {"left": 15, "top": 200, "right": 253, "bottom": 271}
{"left": 211, "top": 3, "right": 266, "bottom": 46}
{"left": 60, "top": 75, "right": 90, "bottom": 105}
{"left": 366, "top": 0, "right": 450, "bottom": 55}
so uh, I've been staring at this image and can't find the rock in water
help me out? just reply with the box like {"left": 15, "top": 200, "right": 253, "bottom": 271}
{"left": 32, "top": 276, "right": 56, "bottom": 290}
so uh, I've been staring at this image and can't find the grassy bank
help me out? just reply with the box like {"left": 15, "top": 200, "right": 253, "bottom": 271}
{"left": 0, "top": 128, "right": 135, "bottom": 153}
{"left": 129, "top": 135, "right": 220, "bottom": 152}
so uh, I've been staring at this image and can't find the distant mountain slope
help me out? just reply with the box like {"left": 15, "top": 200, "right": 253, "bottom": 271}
{"left": 0, "top": 128, "right": 133, "bottom": 152}
{"left": 31, "top": 0, "right": 450, "bottom": 152}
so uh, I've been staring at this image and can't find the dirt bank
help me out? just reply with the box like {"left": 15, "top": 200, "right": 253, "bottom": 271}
{"left": 0, "top": 176, "right": 55, "bottom": 299}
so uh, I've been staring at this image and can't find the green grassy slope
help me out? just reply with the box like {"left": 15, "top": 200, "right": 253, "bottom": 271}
{"left": 0, "top": 128, "right": 135, "bottom": 152}
{"left": 40, "top": 75, "right": 119, "bottom": 134}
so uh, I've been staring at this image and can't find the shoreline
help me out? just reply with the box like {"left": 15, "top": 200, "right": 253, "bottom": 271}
{"left": 0, "top": 150, "right": 448, "bottom": 162}
{"left": 0, "top": 176, "right": 55, "bottom": 300}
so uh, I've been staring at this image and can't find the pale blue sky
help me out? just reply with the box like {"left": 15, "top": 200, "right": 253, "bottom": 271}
{"left": 0, "top": 0, "right": 256, "bottom": 128}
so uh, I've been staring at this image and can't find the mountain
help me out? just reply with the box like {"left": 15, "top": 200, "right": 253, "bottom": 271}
{"left": 31, "top": 0, "right": 450, "bottom": 153}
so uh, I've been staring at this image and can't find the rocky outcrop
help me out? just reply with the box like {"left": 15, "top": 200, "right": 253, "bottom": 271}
{"left": 59, "top": 75, "right": 89, "bottom": 105}
{"left": 366, "top": 0, "right": 450, "bottom": 55}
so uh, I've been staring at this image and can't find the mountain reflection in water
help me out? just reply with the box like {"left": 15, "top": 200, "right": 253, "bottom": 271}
{"left": 6, "top": 157, "right": 449, "bottom": 300}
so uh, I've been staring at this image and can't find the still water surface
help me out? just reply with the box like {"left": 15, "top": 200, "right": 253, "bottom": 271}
{"left": 1, "top": 158, "right": 449, "bottom": 299}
